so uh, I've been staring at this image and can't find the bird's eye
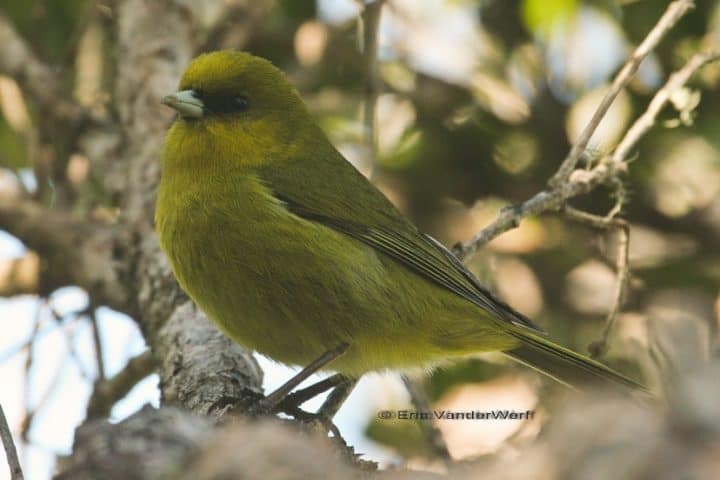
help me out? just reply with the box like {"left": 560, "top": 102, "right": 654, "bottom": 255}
{"left": 192, "top": 89, "right": 204, "bottom": 99}
{"left": 233, "top": 96, "right": 249, "bottom": 111}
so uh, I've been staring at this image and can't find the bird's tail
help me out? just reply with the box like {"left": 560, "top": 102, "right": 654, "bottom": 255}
{"left": 504, "top": 328, "right": 648, "bottom": 393}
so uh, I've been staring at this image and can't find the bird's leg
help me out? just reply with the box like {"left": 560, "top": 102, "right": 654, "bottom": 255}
{"left": 317, "top": 377, "right": 357, "bottom": 419}
{"left": 274, "top": 373, "right": 349, "bottom": 413}
{"left": 282, "top": 376, "right": 358, "bottom": 447}
{"left": 254, "top": 342, "right": 349, "bottom": 414}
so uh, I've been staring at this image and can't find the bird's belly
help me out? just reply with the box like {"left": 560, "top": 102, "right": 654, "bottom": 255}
{"left": 162, "top": 200, "right": 514, "bottom": 376}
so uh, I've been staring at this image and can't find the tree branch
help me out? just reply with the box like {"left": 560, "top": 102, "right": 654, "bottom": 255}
{"left": 0, "top": 254, "right": 39, "bottom": 297}
{"left": 86, "top": 350, "right": 156, "bottom": 421}
{"left": 562, "top": 207, "right": 631, "bottom": 358}
{"left": 456, "top": 48, "right": 720, "bottom": 261}
{"left": 0, "top": 402, "right": 23, "bottom": 480}
{"left": 456, "top": 172, "right": 611, "bottom": 260}
{"left": 0, "top": 12, "right": 85, "bottom": 123}
{"left": 612, "top": 50, "right": 720, "bottom": 162}
{"left": 549, "top": 0, "right": 695, "bottom": 187}
{"left": 360, "top": 0, "right": 384, "bottom": 178}
{"left": 0, "top": 197, "right": 127, "bottom": 309}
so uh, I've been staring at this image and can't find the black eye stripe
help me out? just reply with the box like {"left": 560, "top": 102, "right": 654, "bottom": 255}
{"left": 192, "top": 90, "right": 249, "bottom": 115}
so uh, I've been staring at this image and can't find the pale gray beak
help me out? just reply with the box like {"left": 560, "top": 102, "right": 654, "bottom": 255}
{"left": 161, "top": 90, "right": 205, "bottom": 118}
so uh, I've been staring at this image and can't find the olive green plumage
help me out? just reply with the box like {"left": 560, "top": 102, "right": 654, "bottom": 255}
{"left": 156, "top": 50, "right": 644, "bottom": 391}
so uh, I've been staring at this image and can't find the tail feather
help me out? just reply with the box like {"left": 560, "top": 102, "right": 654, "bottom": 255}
{"left": 505, "top": 329, "right": 648, "bottom": 393}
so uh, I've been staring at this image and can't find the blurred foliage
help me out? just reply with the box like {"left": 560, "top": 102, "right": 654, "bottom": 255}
{"left": 1, "top": 0, "right": 719, "bottom": 465}
{"left": 2, "top": 0, "right": 90, "bottom": 61}
{"left": 365, "top": 416, "right": 433, "bottom": 459}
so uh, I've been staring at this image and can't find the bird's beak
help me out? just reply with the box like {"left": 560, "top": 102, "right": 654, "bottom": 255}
{"left": 161, "top": 90, "right": 205, "bottom": 119}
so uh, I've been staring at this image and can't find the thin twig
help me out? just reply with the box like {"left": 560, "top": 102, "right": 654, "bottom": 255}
{"left": 456, "top": 178, "right": 606, "bottom": 260}
{"left": 595, "top": 223, "right": 630, "bottom": 357}
{"left": 360, "top": 0, "right": 385, "bottom": 178}
{"left": 549, "top": 0, "right": 695, "bottom": 187}
{"left": 86, "top": 350, "right": 156, "bottom": 420}
{"left": 0, "top": 402, "right": 23, "bottom": 480}
{"left": 401, "top": 374, "right": 452, "bottom": 462}
{"left": 561, "top": 51, "right": 720, "bottom": 354}
{"left": 57, "top": 311, "right": 94, "bottom": 382}
{"left": 612, "top": 50, "right": 720, "bottom": 162}
{"left": 90, "top": 310, "right": 106, "bottom": 381}
{"left": 20, "top": 357, "right": 65, "bottom": 444}
{"left": 563, "top": 207, "right": 631, "bottom": 358}
{"left": 19, "top": 303, "right": 43, "bottom": 444}
{"left": 456, "top": 49, "right": 720, "bottom": 261}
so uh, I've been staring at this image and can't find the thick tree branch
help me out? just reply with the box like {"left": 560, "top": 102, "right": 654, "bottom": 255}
{"left": 57, "top": 406, "right": 216, "bottom": 480}
{"left": 106, "top": 0, "right": 266, "bottom": 415}
{"left": 156, "top": 302, "right": 263, "bottom": 415}
{"left": 58, "top": 407, "right": 390, "bottom": 480}
{"left": 0, "top": 197, "right": 127, "bottom": 309}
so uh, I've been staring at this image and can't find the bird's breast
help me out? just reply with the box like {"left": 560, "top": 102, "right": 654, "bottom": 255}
{"left": 156, "top": 173, "right": 383, "bottom": 361}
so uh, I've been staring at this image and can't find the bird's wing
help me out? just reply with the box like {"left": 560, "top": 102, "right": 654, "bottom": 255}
{"left": 258, "top": 146, "right": 543, "bottom": 333}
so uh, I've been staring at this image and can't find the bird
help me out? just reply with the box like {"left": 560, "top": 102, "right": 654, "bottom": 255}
{"left": 155, "top": 50, "right": 645, "bottom": 397}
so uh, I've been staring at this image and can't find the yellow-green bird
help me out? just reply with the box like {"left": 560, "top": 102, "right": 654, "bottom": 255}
{"left": 156, "top": 50, "right": 643, "bottom": 391}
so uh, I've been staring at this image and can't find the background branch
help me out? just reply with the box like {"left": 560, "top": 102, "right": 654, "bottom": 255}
{"left": 613, "top": 50, "right": 720, "bottom": 162}
{"left": 86, "top": 350, "right": 156, "bottom": 421}
{"left": 0, "top": 197, "right": 127, "bottom": 309}
{"left": 0, "top": 402, "right": 23, "bottom": 480}
{"left": 562, "top": 207, "right": 631, "bottom": 358}
{"left": 549, "top": 0, "right": 695, "bottom": 186}
{"left": 457, "top": 48, "right": 720, "bottom": 261}
{"left": 360, "top": 0, "right": 384, "bottom": 178}
{"left": 0, "top": 12, "right": 85, "bottom": 123}
{"left": 0, "top": 254, "right": 39, "bottom": 297}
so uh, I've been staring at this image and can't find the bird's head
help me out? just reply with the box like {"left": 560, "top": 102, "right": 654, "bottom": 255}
{"left": 162, "top": 50, "right": 307, "bottom": 123}
{"left": 161, "top": 51, "right": 319, "bottom": 166}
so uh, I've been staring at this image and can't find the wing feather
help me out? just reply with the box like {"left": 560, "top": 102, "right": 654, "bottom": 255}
{"left": 260, "top": 148, "right": 542, "bottom": 333}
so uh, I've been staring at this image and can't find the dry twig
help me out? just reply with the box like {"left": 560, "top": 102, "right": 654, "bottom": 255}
{"left": 563, "top": 207, "right": 630, "bottom": 358}
{"left": 454, "top": 2, "right": 719, "bottom": 359}
{"left": 457, "top": 50, "right": 720, "bottom": 261}
{"left": 0, "top": 402, "right": 23, "bottom": 480}
{"left": 613, "top": 50, "right": 720, "bottom": 162}
{"left": 90, "top": 310, "right": 107, "bottom": 382}
{"left": 549, "top": 0, "right": 695, "bottom": 187}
